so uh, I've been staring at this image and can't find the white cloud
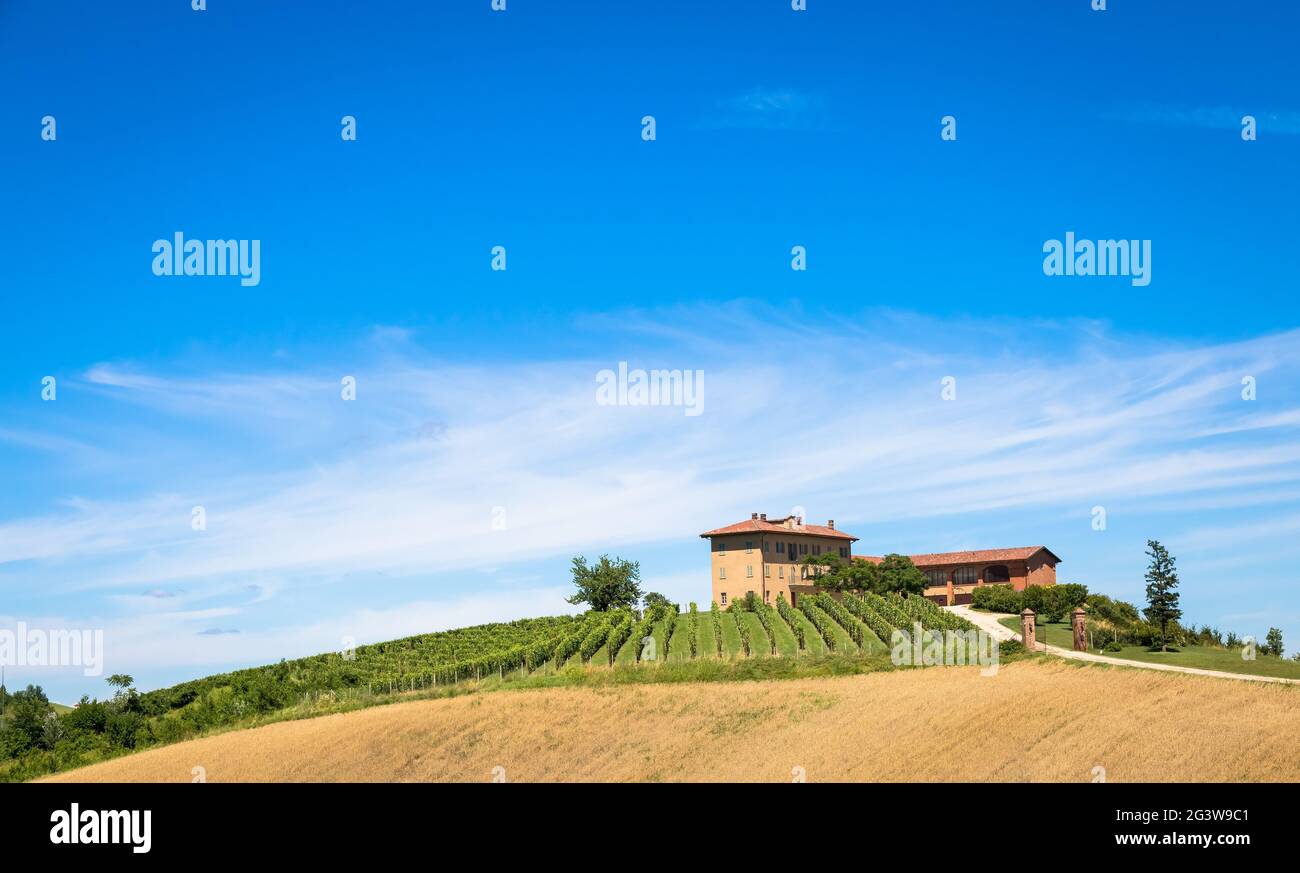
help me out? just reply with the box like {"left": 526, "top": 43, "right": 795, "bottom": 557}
{"left": 4, "top": 308, "right": 1300, "bottom": 686}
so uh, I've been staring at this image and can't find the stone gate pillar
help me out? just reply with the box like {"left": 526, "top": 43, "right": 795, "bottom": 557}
{"left": 1020, "top": 608, "right": 1036, "bottom": 651}
{"left": 1071, "top": 606, "right": 1087, "bottom": 652}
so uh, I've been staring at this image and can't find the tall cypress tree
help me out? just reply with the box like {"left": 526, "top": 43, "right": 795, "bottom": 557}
{"left": 1143, "top": 539, "right": 1182, "bottom": 652}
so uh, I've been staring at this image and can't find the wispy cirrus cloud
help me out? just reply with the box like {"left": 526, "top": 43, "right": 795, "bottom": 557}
{"left": 698, "top": 87, "right": 829, "bottom": 130}
{"left": 4, "top": 305, "right": 1300, "bottom": 695}
{"left": 1119, "top": 103, "right": 1300, "bottom": 135}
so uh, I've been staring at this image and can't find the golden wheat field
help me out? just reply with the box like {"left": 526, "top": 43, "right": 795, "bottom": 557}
{"left": 44, "top": 660, "right": 1300, "bottom": 782}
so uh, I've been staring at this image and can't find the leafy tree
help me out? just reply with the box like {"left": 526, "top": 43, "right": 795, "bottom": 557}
{"left": 1057, "top": 583, "right": 1089, "bottom": 609}
{"left": 6, "top": 685, "right": 51, "bottom": 750}
{"left": 842, "top": 558, "right": 881, "bottom": 593}
{"left": 1264, "top": 627, "right": 1284, "bottom": 658}
{"left": 1039, "top": 586, "right": 1075, "bottom": 623}
{"left": 1142, "top": 540, "right": 1182, "bottom": 652}
{"left": 802, "top": 553, "right": 845, "bottom": 589}
{"left": 801, "top": 554, "right": 879, "bottom": 593}
{"left": 106, "top": 674, "right": 135, "bottom": 691}
{"left": 641, "top": 592, "right": 673, "bottom": 612}
{"left": 876, "top": 554, "right": 926, "bottom": 596}
{"left": 566, "top": 555, "right": 643, "bottom": 612}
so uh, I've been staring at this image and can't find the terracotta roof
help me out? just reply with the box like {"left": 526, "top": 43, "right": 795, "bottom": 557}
{"left": 699, "top": 516, "right": 858, "bottom": 541}
{"left": 853, "top": 547, "right": 1061, "bottom": 567}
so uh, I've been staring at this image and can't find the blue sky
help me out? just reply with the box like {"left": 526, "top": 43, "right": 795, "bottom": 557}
{"left": 2, "top": 0, "right": 1299, "bottom": 701}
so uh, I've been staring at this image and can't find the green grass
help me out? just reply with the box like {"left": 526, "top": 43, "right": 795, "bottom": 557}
{"left": 765, "top": 610, "right": 799, "bottom": 657}
{"left": 614, "top": 627, "right": 640, "bottom": 664}
{"left": 783, "top": 608, "right": 828, "bottom": 656}
{"left": 667, "top": 616, "right": 694, "bottom": 662}
{"left": 739, "top": 612, "right": 772, "bottom": 656}
{"left": 805, "top": 603, "right": 858, "bottom": 654}
{"left": 717, "top": 612, "right": 744, "bottom": 659}
{"left": 996, "top": 616, "right": 1300, "bottom": 680}
{"left": 697, "top": 612, "right": 719, "bottom": 658}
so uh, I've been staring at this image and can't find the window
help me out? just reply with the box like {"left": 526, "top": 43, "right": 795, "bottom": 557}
{"left": 777, "top": 541, "right": 785, "bottom": 554}
{"left": 719, "top": 567, "right": 726, "bottom": 580}
{"left": 720, "top": 592, "right": 727, "bottom": 606}
{"left": 779, "top": 566, "right": 784, "bottom": 578}
{"left": 746, "top": 541, "right": 753, "bottom": 554}
{"left": 813, "top": 545, "right": 821, "bottom": 556}
{"left": 954, "top": 567, "right": 977, "bottom": 585}
{"left": 746, "top": 565, "right": 753, "bottom": 578}
{"left": 764, "top": 565, "right": 770, "bottom": 578}
{"left": 985, "top": 564, "right": 1011, "bottom": 584}
{"left": 763, "top": 540, "right": 769, "bottom": 552}
{"left": 799, "top": 543, "right": 807, "bottom": 555}
{"left": 840, "top": 547, "right": 849, "bottom": 558}
{"left": 718, "top": 541, "right": 726, "bottom": 557}
{"left": 764, "top": 590, "right": 771, "bottom": 603}
{"left": 925, "top": 569, "right": 947, "bottom": 587}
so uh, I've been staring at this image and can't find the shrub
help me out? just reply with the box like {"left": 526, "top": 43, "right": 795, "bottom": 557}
{"left": 998, "top": 639, "right": 1026, "bottom": 656}
{"left": 1103, "top": 641, "right": 1124, "bottom": 653}
{"left": 971, "top": 584, "right": 1022, "bottom": 614}
{"left": 1085, "top": 593, "right": 1141, "bottom": 626}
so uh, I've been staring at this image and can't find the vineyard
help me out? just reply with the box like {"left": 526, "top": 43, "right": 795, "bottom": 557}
{"left": 3, "top": 591, "right": 989, "bottom": 782}
{"left": 119, "top": 592, "right": 977, "bottom": 745}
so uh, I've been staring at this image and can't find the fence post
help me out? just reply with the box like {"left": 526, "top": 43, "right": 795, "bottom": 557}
{"left": 1020, "top": 608, "right": 1037, "bottom": 651}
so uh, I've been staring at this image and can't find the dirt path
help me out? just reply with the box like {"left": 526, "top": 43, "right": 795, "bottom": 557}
{"left": 949, "top": 605, "right": 1300, "bottom": 686}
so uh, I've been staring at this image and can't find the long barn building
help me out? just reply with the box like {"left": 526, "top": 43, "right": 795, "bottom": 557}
{"left": 700, "top": 513, "right": 1060, "bottom": 608}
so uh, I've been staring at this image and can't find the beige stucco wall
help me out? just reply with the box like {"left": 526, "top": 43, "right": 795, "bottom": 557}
{"left": 708, "top": 530, "right": 853, "bottom": 608}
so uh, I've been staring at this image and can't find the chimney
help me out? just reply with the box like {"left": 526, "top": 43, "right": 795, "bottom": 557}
{"left": 828, "top": 519, "right": 835, "bottom": 529}
{"left": 760, "top": 513, "right": 767, "bottom": 521}
{"left": 751, "top": 512, "right": 758, "bottom": 520}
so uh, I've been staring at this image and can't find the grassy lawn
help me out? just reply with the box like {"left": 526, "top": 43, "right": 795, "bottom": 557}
{"left": 717, "top": 611, "right": 743, "bottom": 659}
{"left": 739, "top": 612, "right": 772, "bottom": 656}
{"left": 805, "top": 603, "right": 858, "bottom": 654}
{"left": 697, "top": 611, "right": 720, "bottom": 658}
{"left": 765, "top": 609, "right": 799, "bottom": 657}
{"left": 667, "top": 615, "right": 694, "bottom": 662}
{"left": 781, "top": 608, "right": 828, "bottom": 656}
{"left": 852, "top": 619, "right": 887, "bottom": 656}
{"left": 614, "top": 628, "right": 640, "bottom": 664}
{"left": 995, "top": 615, "right": 1300, "bottom": 680}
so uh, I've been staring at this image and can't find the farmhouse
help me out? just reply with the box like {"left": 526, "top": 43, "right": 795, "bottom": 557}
{"left": 700, "top": 513, "right": 1060, "bottom": 607}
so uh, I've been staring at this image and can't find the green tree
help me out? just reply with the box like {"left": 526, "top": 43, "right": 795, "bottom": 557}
{"left": 641, "top": 591, "right": 673, "bottom": 612}
{"left": 566, "top": 555, "right": 643, "bottom": 612}
{"left": 801, "top": 554, "right": 880, "bottom": 593}
{"left": 876, "top": 554, "right": 926, "bottom": 596}
{"left": 802, "top": 553, "right": 845, "bottom": 589}
{"left": 1264, "top": 627, "right": 1284, "bottom": 658}
{"left": 1142, "top": 540, "right": 1182, "bottom": 652}
{"left": 106, "top": 674, "right": 135, "bottom": 692}
{"left": 7, "top": 685, "right": 51, "bottom": 750}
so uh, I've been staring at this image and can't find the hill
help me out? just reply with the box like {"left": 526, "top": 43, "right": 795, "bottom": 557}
{"left": 45, "top": 659, "right": 1300, "bottom": 782}
{"left": 6, "top": 594, "right": 941, "bottom": 781}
